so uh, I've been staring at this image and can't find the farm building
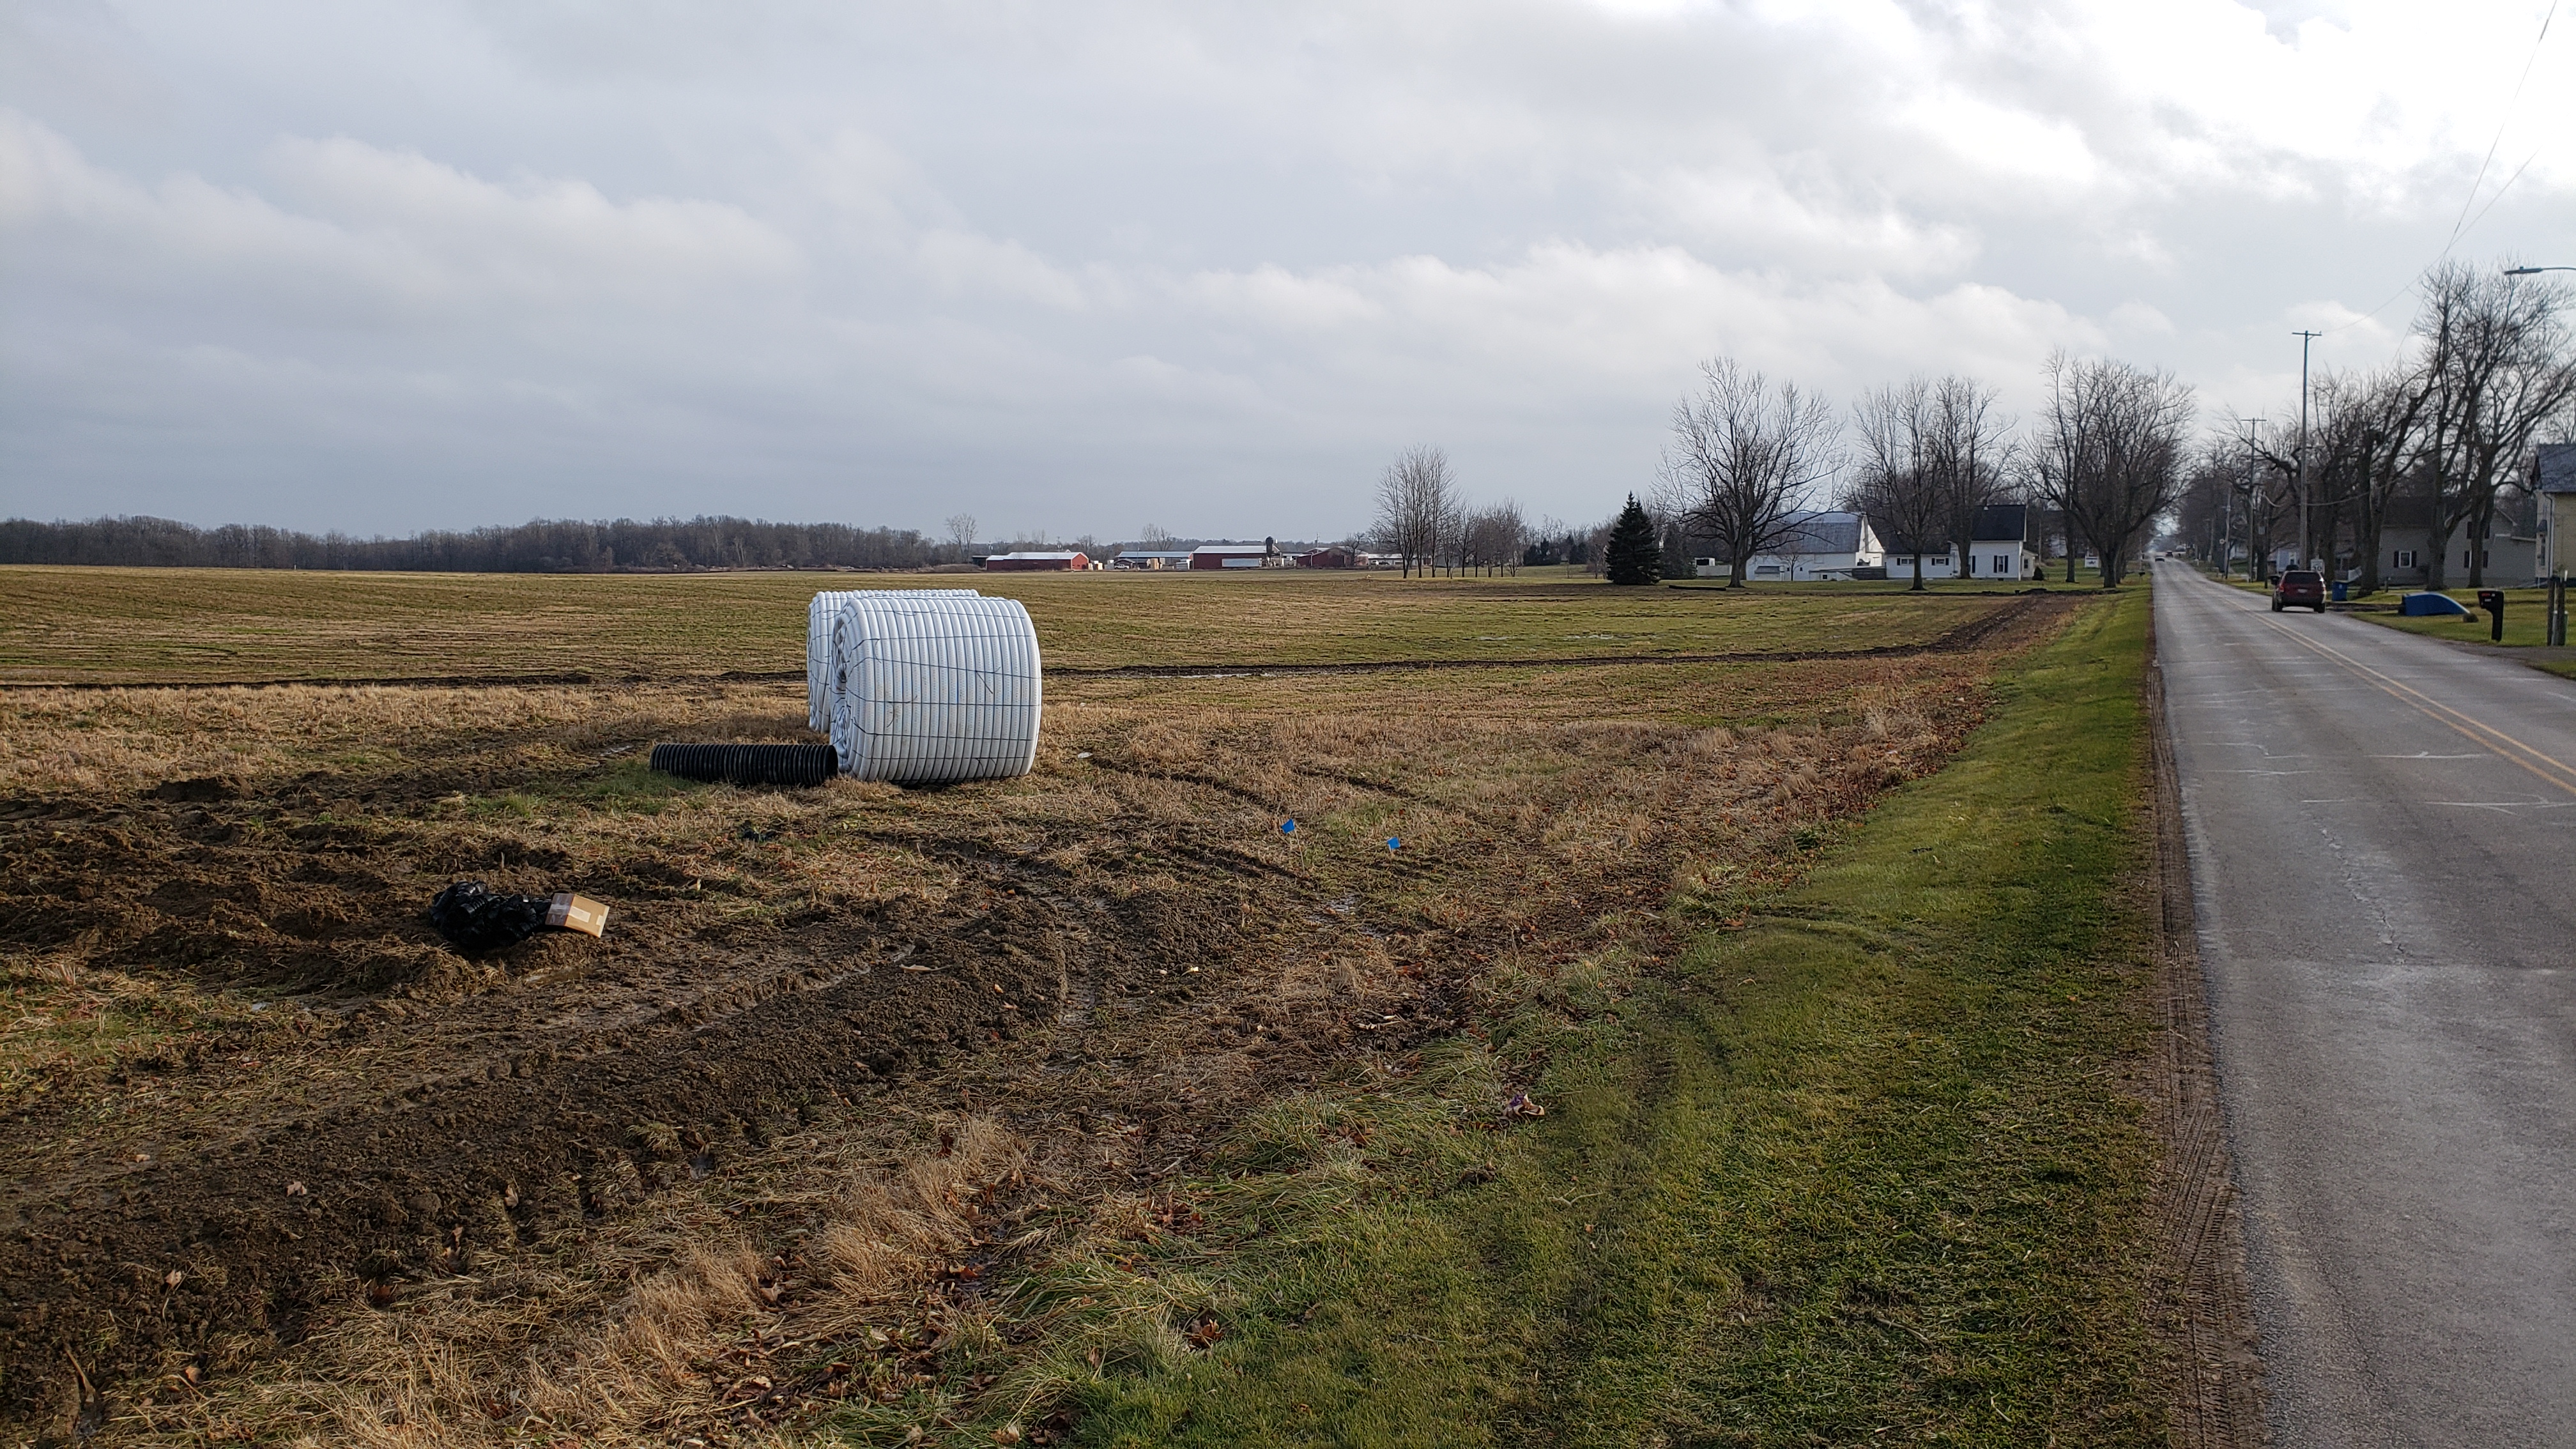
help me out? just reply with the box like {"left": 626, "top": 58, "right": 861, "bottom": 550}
{"left": 1881, "top": 505, "right": 2039, "bottom": 581}
{"left": 1295, "top": 546, "right": 1357, "bottom": 568}
{"left": 1112, "top": 550, "right": 1195, "bottom": 571}
{"left": 1190, "top": 543, "right": 1281, "bottom": 569}
{"left": 1697, "top": 511, "right": 1885, "bottom": 581}
{"left": 982, "top": 551, "right": 1092, "bottom": 572}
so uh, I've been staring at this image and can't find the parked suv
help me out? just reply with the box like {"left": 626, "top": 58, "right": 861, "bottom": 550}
{"left": 2272, "top": 569, "right": 2327, "bottom": 613}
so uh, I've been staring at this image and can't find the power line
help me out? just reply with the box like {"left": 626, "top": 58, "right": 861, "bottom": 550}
{"left": 2317, "top": 1, "right": 2559, "bottom": 337}
{"left": 2440, "top": 1, "right": 2557, "bottom": 255}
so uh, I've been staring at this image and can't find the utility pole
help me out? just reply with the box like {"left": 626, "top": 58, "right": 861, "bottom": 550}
{"left": 2237, "top": 417, "right": 2263, "bottom": 581}
{"left": 2295, "top": 330, "right": 2321, "bottom": 571}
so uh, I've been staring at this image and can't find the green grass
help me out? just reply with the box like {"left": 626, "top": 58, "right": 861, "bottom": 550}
{"left": 2347, "top": 586, "right": 2576, "bottom": 673}
{"left": 1055, "top": 590, "right": 2162, "bottom": 1447}
{"left": 0, "top": 565, "right": 2025, "bottom": 683}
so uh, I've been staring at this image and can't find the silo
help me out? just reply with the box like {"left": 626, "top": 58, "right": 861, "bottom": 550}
{"left": 826, "top": 593, "right": 1043, "bottom": 783}
{"left": 806, "top": 589, "right": 980, "bottom": 732}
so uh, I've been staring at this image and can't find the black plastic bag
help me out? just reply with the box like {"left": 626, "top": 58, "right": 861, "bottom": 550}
{"left": 428, "top": 880, "right": 554, "bottom": 953}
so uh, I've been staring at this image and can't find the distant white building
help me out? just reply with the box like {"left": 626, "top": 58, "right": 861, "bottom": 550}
{"left": 1696, "top": 511, "right": 1885, "bottom": 581}
{"left": 1882, "top": 505, "right": 2037, "bottom": 581}
{"left": 981, "top": 550, "right": 1094, "bottom": 572}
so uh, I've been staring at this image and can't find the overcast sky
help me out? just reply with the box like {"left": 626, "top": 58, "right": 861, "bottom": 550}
{"left": 4, "top": 0, "right": 2572, "bottom": 542}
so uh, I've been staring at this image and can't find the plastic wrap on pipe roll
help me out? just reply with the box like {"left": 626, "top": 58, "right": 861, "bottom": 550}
{"left": 648, "top": 742, "right": 839, "bottom": 787}
{"left": 827, "top": 594, "right": 1042, "bottom": 784}
{"left": 806, "top": 589, "right": 981, "bottom": 732}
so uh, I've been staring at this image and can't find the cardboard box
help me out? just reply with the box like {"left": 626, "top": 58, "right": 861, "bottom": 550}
{"left": 546, "top": 893, "right": 610, "bottom": 937}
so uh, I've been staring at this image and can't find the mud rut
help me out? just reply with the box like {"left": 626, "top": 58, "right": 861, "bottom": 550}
{"left": 0, "top": 796, "right": 1331, "bottom": 1421}
{"left": 0, "top": 596, "right": 2071, "bottom": 1427}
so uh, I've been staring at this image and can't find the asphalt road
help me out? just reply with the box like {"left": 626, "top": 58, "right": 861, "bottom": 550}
{"left": 2154, "top": 560, "right": 2576, "bottom": 1448}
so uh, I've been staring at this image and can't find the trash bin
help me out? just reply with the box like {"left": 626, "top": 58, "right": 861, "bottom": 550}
{"left": 2331, "top": 579, "right": 2349, "bottom": 602}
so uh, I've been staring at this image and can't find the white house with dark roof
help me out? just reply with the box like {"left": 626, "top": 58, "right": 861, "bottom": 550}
{"left": 1878, "top": 504, "right": 2038, "bottom": 581}
{"left": 1694, "top": 510, "right": 1885, "bottom": 581}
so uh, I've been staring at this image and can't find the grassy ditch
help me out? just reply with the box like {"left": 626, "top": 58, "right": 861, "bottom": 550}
{"left": 2349, "top": 585, "right": 2576, "bottom": 678}
{"left": 1064, "top": 589, "right": 2160, "bottom": 1446}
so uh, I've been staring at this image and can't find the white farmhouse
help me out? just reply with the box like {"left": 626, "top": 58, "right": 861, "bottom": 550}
{"left": 1882, "top": 505, "right": 2037, "bottom": 582}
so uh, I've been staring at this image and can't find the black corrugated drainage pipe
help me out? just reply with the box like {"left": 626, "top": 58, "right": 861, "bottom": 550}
{"left": 649, "top": 743, "right": 839, "bottom": 788}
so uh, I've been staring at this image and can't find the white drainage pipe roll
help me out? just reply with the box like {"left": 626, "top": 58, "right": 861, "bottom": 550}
{"left": 827, "top": 594, "right": 1043, "bottom": 784}
{"left": 806, "top": 589, "right": 980, "bottom": 732}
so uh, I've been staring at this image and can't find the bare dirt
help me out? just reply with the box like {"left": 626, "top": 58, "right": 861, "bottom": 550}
{"left": 0, "top": 597, "right": 2080, "bottom": 1439}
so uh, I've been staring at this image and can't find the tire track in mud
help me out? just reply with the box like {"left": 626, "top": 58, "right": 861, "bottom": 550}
{"left": 0, "top": 604, "right": 2071, "bottom": 1427}
{"left": 0, "top": 876, "right": 1274, "bottom": 1421}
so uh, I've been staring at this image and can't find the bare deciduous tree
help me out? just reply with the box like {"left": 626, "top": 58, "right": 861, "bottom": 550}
{"left": 2031, "top": 353, "right": 2195, "bottom": 587}
{"left": 1849, "top": 380, "right": 1942, "bottom": 590}
{"left": 1848, "top": 376, "right": 2005, "bottom": 588}
{"left": 1373, "top": 445, "right": 1459, "bottom": 578}
{"left": 944, "top": 514, "right": 978, "bottom": 564}
{"left": 1924, "top": 376, "right": 2012, "bottom": 578}
{"left": 2412, "top": 262, "right": 2576, "bottom": 588}
{"left": 2304, "top": 368, "right": 2430, "bottom": 594}
{"left": 1662, "top": 359, "right": 1841, "bottom": 586}
{"left": 1459, "top": 500, "right": 1528, "bottom": 576}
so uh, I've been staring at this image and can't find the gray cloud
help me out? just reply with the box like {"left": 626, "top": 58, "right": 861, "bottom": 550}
{"left": 3, "top": 0, "right": 2571, "bottom": 540}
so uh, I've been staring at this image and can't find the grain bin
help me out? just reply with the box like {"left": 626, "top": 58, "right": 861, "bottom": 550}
{"left": 826, "top": 593, "right": 1043, "bottom": 784}
{"left": 806, "top": 589, "right": 980, "bottom": 732}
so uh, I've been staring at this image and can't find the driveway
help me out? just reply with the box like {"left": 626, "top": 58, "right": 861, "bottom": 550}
{"left": 2153, "top": 561, "right": 2576, "bottom": 1446}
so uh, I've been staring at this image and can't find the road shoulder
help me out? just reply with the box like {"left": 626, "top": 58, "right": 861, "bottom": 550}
{"left": 2144, "top": 590, "right": 2269, "bottom": 1446}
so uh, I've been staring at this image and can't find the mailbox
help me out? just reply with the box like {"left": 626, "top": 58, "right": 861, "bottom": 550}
{"left": 2478, "top": 589, "right": 2506, "bottom": 642}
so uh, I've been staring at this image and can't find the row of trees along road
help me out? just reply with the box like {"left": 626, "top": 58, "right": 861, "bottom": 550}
{"left": 2175, "top": 262, "right": 2576, "bottom": 592}
{"left": 1648, "top": 352, "right": 2191, "bottom": 589}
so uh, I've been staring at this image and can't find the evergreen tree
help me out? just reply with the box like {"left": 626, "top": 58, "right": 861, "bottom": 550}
{"left": 1606, "top": 494, "right": 1661, "bottom": 585}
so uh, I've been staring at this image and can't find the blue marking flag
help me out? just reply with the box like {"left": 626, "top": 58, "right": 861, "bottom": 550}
{"left": 1281, "top": 819, "right": 1296, "bottom": 834}
{"left": 1386, "top": 836, "right": 1401, "bottom": 852}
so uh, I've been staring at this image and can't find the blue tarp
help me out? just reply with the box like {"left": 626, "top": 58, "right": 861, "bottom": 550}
{"left": 2399, "top": 592, "right": 2471, "bottom": 617}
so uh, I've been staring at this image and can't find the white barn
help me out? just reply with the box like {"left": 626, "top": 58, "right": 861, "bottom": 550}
{"left": 1696, "top": 511, "right": 1885, "bottom": 581}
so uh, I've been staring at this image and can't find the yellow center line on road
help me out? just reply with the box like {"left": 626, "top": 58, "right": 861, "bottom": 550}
{"left": 2252, "top": 611, "right": 2576, "bottom": 799}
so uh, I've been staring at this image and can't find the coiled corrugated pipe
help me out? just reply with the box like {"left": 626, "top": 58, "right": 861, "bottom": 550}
{"left": 649, "top": 742, "right": 840, "bottom": 787}
{"left": 806, "top": 589, "right": 981, "bottom": 731}
{"left": 827, "top": 594, "right": 1043, "bottom": 784}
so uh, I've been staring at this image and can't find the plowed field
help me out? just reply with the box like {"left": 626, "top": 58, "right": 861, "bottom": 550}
{"left": 0, "top": 571, "right": 2074, "bottom": 1445}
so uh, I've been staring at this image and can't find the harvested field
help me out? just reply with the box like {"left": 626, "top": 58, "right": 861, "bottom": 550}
{"left": 0, "top": 574, "right": 2085, "bottom": 1445}
{"left": 1, "top": 565, "right": 2032, "bottom": 683}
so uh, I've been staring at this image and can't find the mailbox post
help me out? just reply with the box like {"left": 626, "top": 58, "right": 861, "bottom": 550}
{"left": 2478, "top": 589, "right": 2506, "bottom": 643}
{"left": 2552, "top": 570, "right": 2570, "bottom": 648}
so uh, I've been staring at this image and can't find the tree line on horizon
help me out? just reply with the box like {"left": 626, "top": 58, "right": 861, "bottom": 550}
{"left": 0, "top": 514, "right": 946, "bottom": 572}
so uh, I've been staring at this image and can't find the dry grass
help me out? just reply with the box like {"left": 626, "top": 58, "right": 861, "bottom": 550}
{"left": 0, "top": 581, "right": 2073, "bottom": 1446}
{"left": 0, "top": 564, "right": 2013, "bottom": 682}
{"left": 45, "top": 663, "right": 1984, "bottom": 1446}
